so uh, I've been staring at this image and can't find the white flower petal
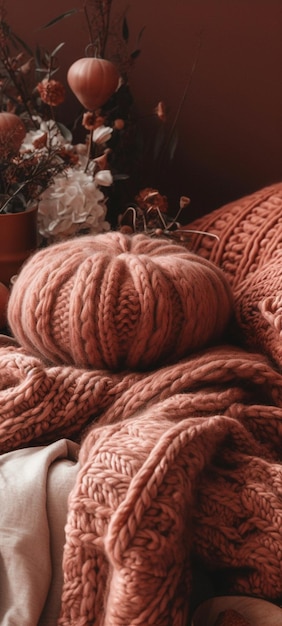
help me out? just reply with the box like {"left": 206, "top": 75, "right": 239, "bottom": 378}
{"left": 94, "top": 169, "right": 113, "bottom": 187}
{"left": 92, "top": 126, "right": 113, "bottom": 144}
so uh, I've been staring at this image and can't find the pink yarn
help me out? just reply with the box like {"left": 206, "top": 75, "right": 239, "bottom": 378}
{"left": 59, "top": 388, "right": 282, "bottom": 625}
{"left": 185, "top": 182, "right": 282, "bottom": 365}
{"left": 1, "top": 186, "right": 282, "bottom": 625}
{"left": 0, "top": 338, "right": 282, "bottom": 622}
{"left": 233, "top": 250, "right": 282, "bottom": 368}
{"left": 186, "top": 182, "right": 282, "bottom": 289}
{"left": 7, "top": 232, "right": 232, "bottom": 370}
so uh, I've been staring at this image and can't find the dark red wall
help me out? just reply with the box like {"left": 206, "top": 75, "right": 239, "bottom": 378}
{"left": 7, "top": 0, "right": 282, "bottom": 219}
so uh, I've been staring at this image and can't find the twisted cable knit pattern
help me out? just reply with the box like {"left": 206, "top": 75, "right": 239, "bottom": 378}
{"left": 0, "top": 207, "right": 282, "bottom": 625}
{"left": 186, "top": 182, "right": 282, "bottom": 289}
{"left": 7, "top": 232, "right": 233, "bottom": 371}
{"left": 0, "top": 338, "right": 142, "bottom": 452}
{"left": 186, "top": 182, "right": 282, "bottom": 366}
{"left": 59, "top": 401, "right": 282, "bottom": 626}
{"left": 233, "top": 250, "right": 282, "bottom": 368}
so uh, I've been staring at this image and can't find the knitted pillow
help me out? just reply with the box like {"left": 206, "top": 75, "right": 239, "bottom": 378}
{"left": 186, "top": 182, "right": 282, "bottom": 290}
{"left": 186, "top": 182, "right": 282, "bottom": 363}
{"left": 233, "top": 251, "right": 282, "bottom": 368}
{"left": 7, "top": 232, "right": 233, "bottom": 371}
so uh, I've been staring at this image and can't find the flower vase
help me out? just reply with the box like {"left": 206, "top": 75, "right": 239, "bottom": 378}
{"left": 0, "top": 203, "right": 38, "bottom": 287}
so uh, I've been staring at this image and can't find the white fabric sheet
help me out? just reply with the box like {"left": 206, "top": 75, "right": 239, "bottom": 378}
{"left": 0, "top": 438, "right": 79, "bottom": 626}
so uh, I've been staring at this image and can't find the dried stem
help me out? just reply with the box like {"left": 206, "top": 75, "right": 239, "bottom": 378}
{"left": 1, "top": 49, "right": 35, "bottom": 124}
{"left": 83, "top": 0, "right": 114, "bottom": 58}
{"left": 158, "top": 34, "right": 202, "bottom": 166}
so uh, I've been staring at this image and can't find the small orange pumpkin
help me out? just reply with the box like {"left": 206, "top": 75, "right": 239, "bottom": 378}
{"left": 67, "top": 57, "right": 120, "bottom": 111}
{"left": 0, "top": 281, "right": 9, "bottom": 329}
{"left": 0, "top": 112, "right": 26, "bottom": 154}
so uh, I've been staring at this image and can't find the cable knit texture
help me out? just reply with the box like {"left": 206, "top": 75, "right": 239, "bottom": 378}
{"left": 1, "top": 186, "right": 282, "bottom": 625}
{"left": 186, "top": 182, "right": 282, "bottom": 367}
{"left": 7, "top": 232, "right": 233, "bottom": 370}
{"left": 234, "top": 250, "right": 282, "bottom": 368}
{"left": 186, "top": 182, "right": 282, "bottom": 288}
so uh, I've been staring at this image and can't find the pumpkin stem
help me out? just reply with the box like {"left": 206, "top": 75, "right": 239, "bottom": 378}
{"left": 85, "top": 41, "right": 100, "bottom": 59}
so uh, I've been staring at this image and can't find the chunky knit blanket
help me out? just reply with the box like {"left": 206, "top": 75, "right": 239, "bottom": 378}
{"left": 1, "top": 183, "right": 282, "bottom": 625}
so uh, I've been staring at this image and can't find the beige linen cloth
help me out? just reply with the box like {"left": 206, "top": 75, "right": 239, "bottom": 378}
{"left": 0, "top": 438, "right": 79, "bottom": 626}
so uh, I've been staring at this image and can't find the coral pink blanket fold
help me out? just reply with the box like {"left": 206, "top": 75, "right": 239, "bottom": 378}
{"left": 0, "top": 221, "right": 282, "bottom": 625}
{"left": 1, "top": 338, "right": 281, "bottom": 625}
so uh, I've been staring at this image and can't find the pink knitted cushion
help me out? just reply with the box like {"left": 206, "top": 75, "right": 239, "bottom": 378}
{"left": 186, "top": 182, "right": 282, "bottom": 363}
{"left": 186, "top": 182, "right": 282, "bottom": 289}
{"left": 234, "top": 251, "right": 282, "bottom": 368}
{"left": 7, "top": 232, "right": 232, "bottom": 370}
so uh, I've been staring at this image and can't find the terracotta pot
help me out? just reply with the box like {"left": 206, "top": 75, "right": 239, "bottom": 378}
{"left": 0, "top": 203, "right": 38, "bottom": 287}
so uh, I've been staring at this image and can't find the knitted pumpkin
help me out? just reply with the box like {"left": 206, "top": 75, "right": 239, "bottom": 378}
{"left": 8, "top": 232, "right": 233, "bottom": 371}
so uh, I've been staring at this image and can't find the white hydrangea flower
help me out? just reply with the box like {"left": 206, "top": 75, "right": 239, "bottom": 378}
{"left": 38, "top": 168, "right": 111, "bottom": 241}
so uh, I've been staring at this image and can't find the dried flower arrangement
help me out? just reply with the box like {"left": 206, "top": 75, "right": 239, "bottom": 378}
{"left": 0, "top": 0, "right": 204, "bottom": 245}
{"left": 0, "top": 4, "right": 71, "bottom": 214}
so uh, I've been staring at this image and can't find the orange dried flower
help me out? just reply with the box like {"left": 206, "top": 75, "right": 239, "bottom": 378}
{"left": 82, "top": 111, "right": 96, "bottom": 130}
{"left": 135, "top": 187, "right": 169, "bottom": 214}
{"left": 155, "top": 101, "right": 166, "bottom": 122}
{"left": 119, "top": 224, "right": 134, "bottom": 235}
{"left": 37, "top": 78, "right": 65, "bottom": 107}
{"left": 32, "top": 132, "right": 47, "bottom": 150}
{"left": 82, "top": 112, "right": 106, "bottom": 131}
{"left": 58, "top": 146, "right": 79, "bottom": 166}
{"left": 179, "top": 196, "right": 190, "bottom": 210}
{"left": 114, "top": 118, "right": 125, "bottom": 130}
{"left": 93, "top": 115, "right": 106, "bottom": 129}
